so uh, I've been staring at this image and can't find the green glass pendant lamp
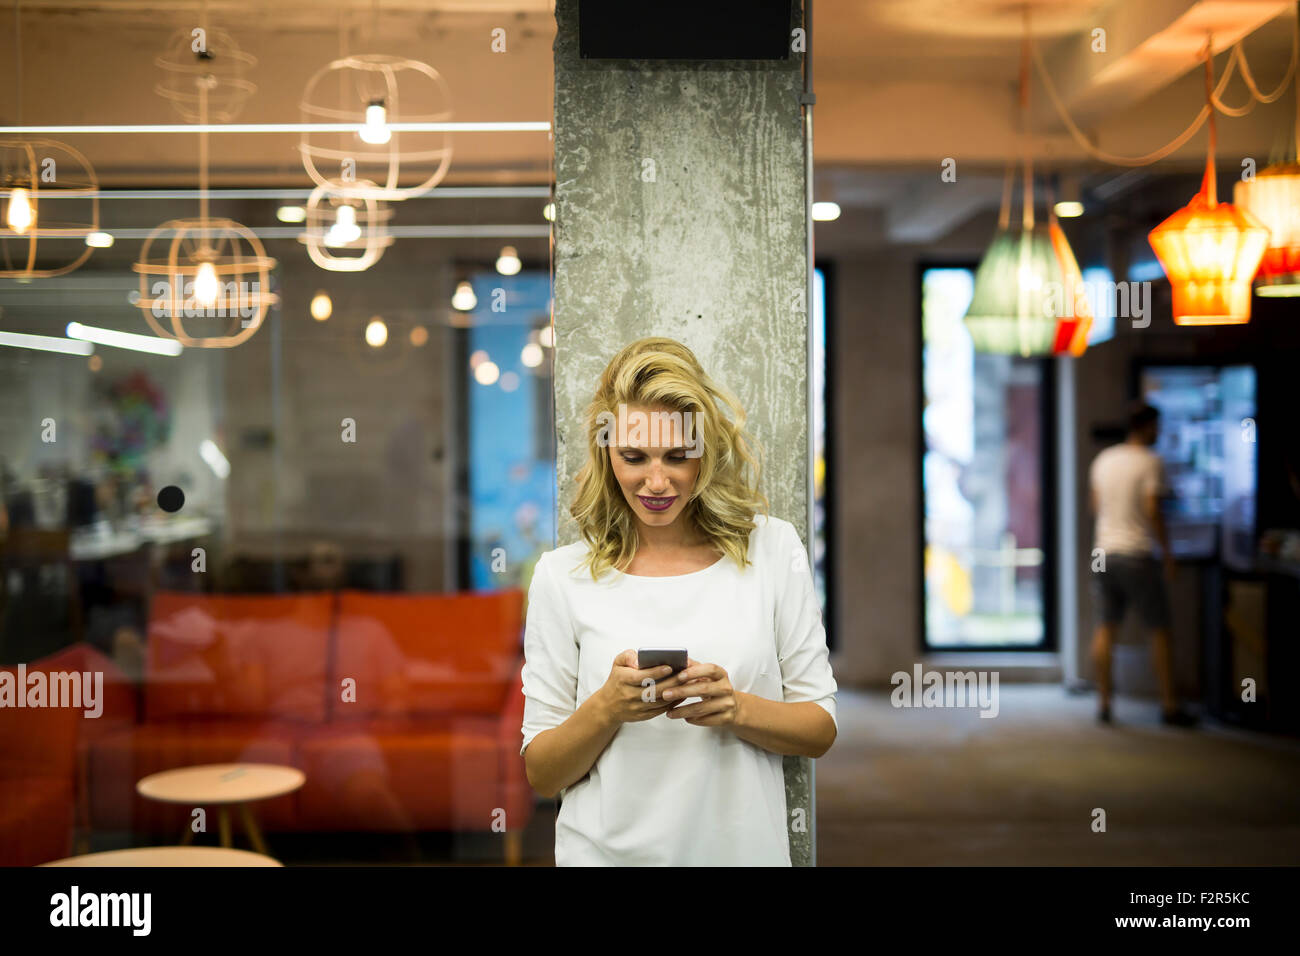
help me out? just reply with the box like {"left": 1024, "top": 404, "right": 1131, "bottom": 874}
{"left": 963, "top": 10, "right": 1090, "bottom": 357}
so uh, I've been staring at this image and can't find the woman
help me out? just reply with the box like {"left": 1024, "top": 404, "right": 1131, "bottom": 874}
{"left": 520, "top": 337, "right": 838, "bottom": 866}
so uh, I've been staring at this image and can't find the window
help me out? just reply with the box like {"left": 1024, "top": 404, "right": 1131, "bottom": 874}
{"left": 463, "top": 272, "right": 557, "bottom": 591}
{"left": 921, "top": 267, "right": 1051, "bottom": 649}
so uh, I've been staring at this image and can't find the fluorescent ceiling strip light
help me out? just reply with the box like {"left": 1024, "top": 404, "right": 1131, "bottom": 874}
{"left": 0, "top": 330, "right": 94, "bottom": 355}
{"left": 0, "top": 122, "right": 550, "bottom": 134}
{"left": 200, "top": 440, "right": 231, "bottom": 479}
{"left": 57, "top": 225, "right": 551, "bottom": 240}
{"left": 66, "top": 321, "right": 183, "bottom": 356}
{"left": 30, "top": 186, "right": 552, "bottom": 200}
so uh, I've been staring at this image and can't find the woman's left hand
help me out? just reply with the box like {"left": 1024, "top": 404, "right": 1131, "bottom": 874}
{"left": 663, "top": 658, "right": 741, "bottom": 727}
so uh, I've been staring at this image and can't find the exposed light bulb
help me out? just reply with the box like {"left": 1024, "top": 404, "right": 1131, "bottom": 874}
{"left": 495, "top": 245, "right": 521, "bottom": 276}
{"left": 474, "top": 360, "right": 500, "bottom": 385}
{"left": 538, "top": 325, "right": 554, "bottom": 348}
{"left": 276, "top": 205, "right": 307, "bottom": 223}
{"left": 359, "top": 102, "right": 392, "bottom": 145}
{"left": 310, "top": 291, "right": 332, "bottom": 321}
{"left": 194, "top": 261, "right": 220, "bottom": 308}
{"left": 7, "top": 187, "right": 34, "bottom": 234}
{"left": 325, "top": 204, "right": 361, "bottom": 247}
{"left": 365, "top": 316, "right": 388, "bottom": 348}
{"left": 542, "top": 202, "right": 555, "bottom": 222}
{"left": 1054, "top": 201, "right": 1084, "bottom": 218}
{"left": 521, "top": 342, "right": 543, "bottom": 367}
{"left": 451, "top": 280, "right": 477, "bottom": 311}
{"left": 85, "top": 231, "right": 114, "bottom": 248}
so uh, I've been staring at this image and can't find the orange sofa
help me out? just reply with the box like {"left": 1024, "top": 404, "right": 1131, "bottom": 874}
{"left": 0, "top": 643, "right": 136, "bottom": 866}
{"left": 85, "top": 589, "right": 532, "bottom": 852}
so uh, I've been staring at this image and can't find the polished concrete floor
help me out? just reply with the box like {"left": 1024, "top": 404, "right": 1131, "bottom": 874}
{"left": 815, "top": 685, "right": 1300, "bottom": 866}
{"left": 473, "top": 683, "right": 1300, "bottom": 866}
{"left": 102, "top": 683, "right": 1294, "bottom": 865}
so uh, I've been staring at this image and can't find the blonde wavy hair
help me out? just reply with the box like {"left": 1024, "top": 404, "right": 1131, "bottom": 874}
{"left": 569, "top": 337, "right": 769, "bottom": 580}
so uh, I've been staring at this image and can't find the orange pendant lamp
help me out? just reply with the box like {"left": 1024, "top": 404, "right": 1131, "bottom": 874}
{"left": 1148, "top": 45, "right": 1270, "bottom": 324}
{"left": 1049, "top": 215, "right": 1093, "bottom": 355}
{"left": 1236, "top": 162, "right": 1300, "bottom": 295}
{"left": 1232, "top": 4, "right": 1300, "bottom": 297}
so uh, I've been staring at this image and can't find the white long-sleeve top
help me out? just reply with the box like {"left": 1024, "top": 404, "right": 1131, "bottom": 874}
{"left": 519, "top": 513, "right": 838, "bottom": 866}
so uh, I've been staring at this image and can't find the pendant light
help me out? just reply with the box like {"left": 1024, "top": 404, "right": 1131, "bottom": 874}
{"left": 134, "top": 22, "right": 277, "bottom": 347}
{"left": 300, "top": 177, "right": 394, "bottom": 272}
{"left": 963, "top": 10, "right": 1090, "bottom": 357}
{"left": 1048, "top": 208, "right": 1093, "bottom": 355}
{"left": 962, "top": 216, "right": 1065, "bottom": 356}
{"left": 1, "top": 6, "right": 100, "bottom": 278}
{"left": 1233, "top": 5, "right": 1300, "bottom": 297}
{"left": 1237, "top": 162, "right": 1300, "bottom": 295}
{"left": 299, "top": 4, "right": 453, "bottom": 203}
{"left": 1149, "top": 40, "right": 1270, "bottom": 324}
{"left": 299, "top": 53, "right": 452, "bottom": 201}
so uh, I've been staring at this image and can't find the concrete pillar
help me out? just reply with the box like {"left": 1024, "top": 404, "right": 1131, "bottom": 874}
{"left": 551, "top": 0, "right": 816, "bottom": 864}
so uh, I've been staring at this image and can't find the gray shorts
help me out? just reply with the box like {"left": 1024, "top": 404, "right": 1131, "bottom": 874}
{"left": 1090, "top": 553, "right": 1171, "bottom": 629}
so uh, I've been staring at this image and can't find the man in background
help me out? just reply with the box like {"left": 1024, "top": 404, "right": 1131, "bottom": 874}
{"left": 1089, "top": 402, "right": 1197, "bottom": 727}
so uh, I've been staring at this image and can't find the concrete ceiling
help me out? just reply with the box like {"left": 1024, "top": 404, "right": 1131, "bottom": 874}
{"left": 2, "top": 0, "right": 1295, "bottom": 245}
{"left": 810, "top": 0, "right": 1296, "bottom": 244}
{"left": 2, "top": 0, "right": 559, "bottom": 185}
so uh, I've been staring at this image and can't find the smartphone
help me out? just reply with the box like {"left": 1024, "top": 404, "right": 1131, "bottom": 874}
{"left": 637, "top": 647, "right": 688, "bottom": 675}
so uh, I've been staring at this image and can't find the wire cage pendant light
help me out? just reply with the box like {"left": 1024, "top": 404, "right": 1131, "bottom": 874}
{"left": 134, "top": 23, "right": 277, "bottom": 347}
{"left": 0, "top": 139, "right": 100, "bottom": 278}
{"left": 1, "top": 8, "right": 99, "bottom": 278}
{"left": 299, "top": 53, "right": 453, "bottom": 202}
{"left": 299, "top": 178, "right": 395, "bottom": 272}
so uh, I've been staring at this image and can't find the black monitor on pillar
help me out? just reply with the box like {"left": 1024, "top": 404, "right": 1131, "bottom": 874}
{"left": 578, "top": 0, "right": 794, "bottom": 60}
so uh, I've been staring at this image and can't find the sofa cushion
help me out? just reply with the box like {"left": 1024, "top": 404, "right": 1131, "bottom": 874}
{"left": 146, "top": 592, "right": 333, "bottom": 722}
{"left": 332, "top": 590, "right": 523, "bottom": 719}
{"left": 296, "top": 717, "right": 502, "bottom": 831}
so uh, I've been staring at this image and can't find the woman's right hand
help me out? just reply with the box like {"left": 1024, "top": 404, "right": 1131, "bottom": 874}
{"left": 596, "top": 649, "right": 694, "bottom": 725}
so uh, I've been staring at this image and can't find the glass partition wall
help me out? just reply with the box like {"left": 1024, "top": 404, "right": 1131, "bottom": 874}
{"left": 0, "top": 6, "right": 556, "bottom": 866}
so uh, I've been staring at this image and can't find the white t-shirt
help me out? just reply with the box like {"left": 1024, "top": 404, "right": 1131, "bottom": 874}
{"left": 519, "top": 513, "right": 837, "bottom": 866}
{"left": 1090, "top": 442, "right": 1169, "bottom": 556}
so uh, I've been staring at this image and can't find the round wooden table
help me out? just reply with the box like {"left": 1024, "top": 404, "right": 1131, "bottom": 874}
{"left": 136, "top": 763, "right": 305, "bottom": 855}
{"left": 41, "top": 846, "right": 282, "bottom": 866}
